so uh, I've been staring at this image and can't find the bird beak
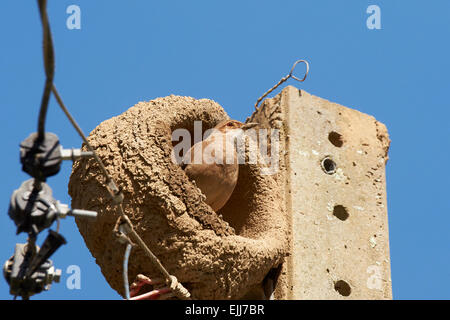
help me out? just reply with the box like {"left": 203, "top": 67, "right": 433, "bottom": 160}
{"left": 241, "top": 122, "right": 259, "bottom": 130}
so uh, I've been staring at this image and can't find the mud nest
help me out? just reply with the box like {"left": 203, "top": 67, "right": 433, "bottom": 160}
{"left": 68, "top": 95, "right": 288, "bottom": 299}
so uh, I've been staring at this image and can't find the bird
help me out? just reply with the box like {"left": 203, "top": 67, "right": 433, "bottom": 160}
{"left": 182, "top": 119, "right": 258, "bottom": 212}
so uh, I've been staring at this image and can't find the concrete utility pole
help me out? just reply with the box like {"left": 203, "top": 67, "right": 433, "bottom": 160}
{"left": 250, "top": 86, "right": 392, "bottom": 299}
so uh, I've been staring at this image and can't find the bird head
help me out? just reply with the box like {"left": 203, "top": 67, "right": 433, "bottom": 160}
{"left": 215, "top": 120, "right": 259, "bottom": 133}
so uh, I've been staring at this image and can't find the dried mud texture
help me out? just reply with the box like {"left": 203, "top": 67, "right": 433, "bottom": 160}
{"left": 68, "top": 95, "right": 288, "bottom": 299}
{"left": 247, "top": 93, "right": 292, "bottom": 299}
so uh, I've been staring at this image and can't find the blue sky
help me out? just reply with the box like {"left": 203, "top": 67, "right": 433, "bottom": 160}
{"left": 0, "top": 0, "right": 449, "bottom": 300}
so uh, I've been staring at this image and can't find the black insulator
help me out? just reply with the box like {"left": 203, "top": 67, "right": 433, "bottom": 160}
{"left": 20, "top": 132, "right": 62, "bottom": 180}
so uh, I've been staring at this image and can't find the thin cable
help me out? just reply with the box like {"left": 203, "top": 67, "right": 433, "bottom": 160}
{"left": 36, "top": 0, "right": 55, "bottom": 143}
{"left": 121, "top": 217, "right": 171, "bottom": 281}
{"left": 53, "top": 83, "right": 171, "bottom": 278}
{"left": 254, "top": 59, "right": 309, "bottom": 111}
{"left": 123, "top": 243, "right": 133, "bottom": 300}
{"left": 51, "top": 85, "right": 121, "bottom": 200}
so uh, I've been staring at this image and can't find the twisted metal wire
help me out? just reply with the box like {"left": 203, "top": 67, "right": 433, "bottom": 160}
{"left": 36, "top": 0, "right": 55, "bottom": 143}
{"left": 254, "top": 59, "right": 310, "bottom": 111}
{"left": 34, "top": 0, "right": 191, "bottom": 300}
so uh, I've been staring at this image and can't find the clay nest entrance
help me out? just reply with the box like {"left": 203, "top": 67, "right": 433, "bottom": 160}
{"left": 68, "top": 95, "right": 288, "bottom": 299}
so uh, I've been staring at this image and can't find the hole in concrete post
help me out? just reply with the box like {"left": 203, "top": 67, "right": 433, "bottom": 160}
{"left": 328, "top": 131, "right": 344, "bottom": 147}
{"left": 321, "top": 157, "right": 336, "bottom": 174}
{"left": 333, "top": 205, "right": 349, "bottom": 221}
{"left": 334, "top": 280, "right": 351, "bottom": 296}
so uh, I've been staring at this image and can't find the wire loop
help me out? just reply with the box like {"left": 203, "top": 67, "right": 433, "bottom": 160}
{"left": 289, "top": 59, "right": 309, "bottom": 82}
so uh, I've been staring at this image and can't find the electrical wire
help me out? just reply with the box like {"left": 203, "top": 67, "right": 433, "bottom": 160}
{"left": 123, "top": 243, "right": 133, "bottom": 300}
{"left": 53, "top": 82, "right": 191, "bottom": 299}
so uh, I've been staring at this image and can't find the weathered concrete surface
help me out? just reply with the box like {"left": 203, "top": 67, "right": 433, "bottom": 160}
{"left": 248, "top": 86, "right": 392, "bottom": 299}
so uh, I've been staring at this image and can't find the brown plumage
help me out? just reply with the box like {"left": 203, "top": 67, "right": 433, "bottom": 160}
{"left": 182, "top": 120, "right": 257, "bottom": 212}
